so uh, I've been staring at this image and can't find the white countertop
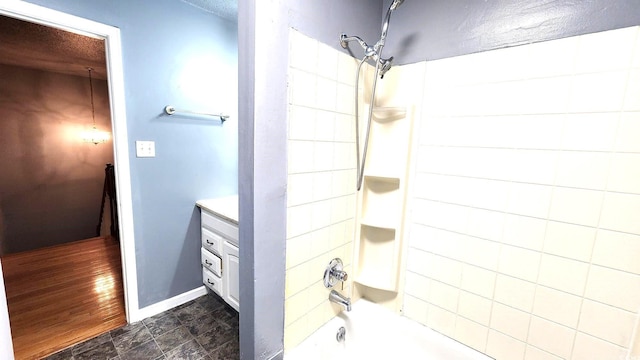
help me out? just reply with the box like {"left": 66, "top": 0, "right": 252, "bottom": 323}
{"left": 196, "top": 195, "right": 238, "bottom": 224}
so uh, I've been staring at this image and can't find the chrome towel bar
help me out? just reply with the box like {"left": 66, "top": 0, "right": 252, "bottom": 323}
{"left": 164, "top": 105, "right": 229, "bottom": 123}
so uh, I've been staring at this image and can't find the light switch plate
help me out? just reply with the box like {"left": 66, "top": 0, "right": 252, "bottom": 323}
{"left": 136, "top": 141, "right": 155, "bottom": 158}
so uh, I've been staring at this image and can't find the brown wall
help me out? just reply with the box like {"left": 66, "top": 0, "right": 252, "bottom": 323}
{"left": 0, "top": 64, "right": 113, "bottom": 255}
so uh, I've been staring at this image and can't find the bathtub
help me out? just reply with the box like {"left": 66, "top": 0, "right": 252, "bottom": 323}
{"left": 286, "top": 299, "right": 492, "bottom": 360}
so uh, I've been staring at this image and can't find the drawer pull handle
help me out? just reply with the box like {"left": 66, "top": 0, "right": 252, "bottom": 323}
{"left": 206, "top": 239, "right": 214, "bottom": 245}
{"left": 205, "top": 260, "right": 212, "bottom": 266}
{"left": 207, "top": 279, "right": 216, "bottom": 286}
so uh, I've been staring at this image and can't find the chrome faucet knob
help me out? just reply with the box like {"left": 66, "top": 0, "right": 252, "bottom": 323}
{"left": 332, "top": 268, "right": 348, "bottom": 282}
{"left": 323, "top": 258, "right": 348, "bottom": 288}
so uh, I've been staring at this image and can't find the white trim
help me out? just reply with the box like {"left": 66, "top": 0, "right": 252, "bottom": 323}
{"left": 132, "top": 286, "right": 208, "bottom": 322}
{"left": 101, "top": 15, "right": 140, "bottom": 324}
{"left": 0, "top": 0, "right": 139, "bottom": 333}
{"left": 0, "top": 261, "right": 14, "bottom": 360}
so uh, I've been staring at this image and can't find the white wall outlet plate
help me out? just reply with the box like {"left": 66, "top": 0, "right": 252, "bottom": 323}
{"left": 136, "top": 141, "right": 156, "bottom": 158}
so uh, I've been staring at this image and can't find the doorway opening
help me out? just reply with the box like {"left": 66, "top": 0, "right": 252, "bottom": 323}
{"left": 0, "top": 15, "right": 125, "bottom": 358}
{"left": 0, "top": 2, "right": 138, "bottom": 359}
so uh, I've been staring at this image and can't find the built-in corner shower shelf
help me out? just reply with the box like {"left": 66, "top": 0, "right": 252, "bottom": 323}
{"left": 363, "top": 174, "right": 400, "bottom": 184}
{"left": 355, "top": 272, "right": 397, "bottom": 292}
{"left": 364, "top": 171, "right": 403, "bottom": 181}
{"left": 355, "top": 225, "right": 399, "bottom": 292}
{"left": 371, "top": 106, "right": 407, "bottom": 122}
{"left": 360, "top": 176, "right": 400, "bottom": 228}
{"left": 359, "top": 220, "right": 396, "bottom": 231}
{"left": 354, "top": 105, "right": 413, "bottom": 296}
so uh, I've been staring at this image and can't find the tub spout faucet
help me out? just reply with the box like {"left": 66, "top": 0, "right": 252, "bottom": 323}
{"left": 329, "top": 290, "right": 352, "bottom": 312}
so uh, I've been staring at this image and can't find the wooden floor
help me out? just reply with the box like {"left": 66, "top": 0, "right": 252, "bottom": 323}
{"left": 1, "top": 236, "right": 126, "bottom": 359}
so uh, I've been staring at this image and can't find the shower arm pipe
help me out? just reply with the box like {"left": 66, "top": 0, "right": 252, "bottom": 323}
{"left": 341, "top": 11, "right": 393, "bottom": 55}
{"left": 340, "top": 34, "right": 370, "bottom": 53}
{"left": 340, "top": 34, "right": 394, "bottom": 75}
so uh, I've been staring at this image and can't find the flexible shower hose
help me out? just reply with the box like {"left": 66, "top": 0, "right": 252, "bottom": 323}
{"left": 355, "top": 51, "right": 384, "bottom": 191}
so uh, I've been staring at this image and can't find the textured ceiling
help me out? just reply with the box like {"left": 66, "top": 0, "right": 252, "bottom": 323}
{"left": 180, "top": 0, "right": 238, "bottom": 21}
{"left": 0, "top": 1, "right": 236, "bottom": 79}
{"left": 0, "top": 15, "right": 106, "bottom": 79}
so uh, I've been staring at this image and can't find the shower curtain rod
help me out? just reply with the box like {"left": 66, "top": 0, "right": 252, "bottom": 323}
{"left": 164, "top": 105, "right": 230, "bottom": 123}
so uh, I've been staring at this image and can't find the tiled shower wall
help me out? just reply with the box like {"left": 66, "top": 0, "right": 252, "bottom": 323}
{"left": 284, "top": 30, "right": 358, "bottom": 349}
{"left": 403, "top": 26, "right": 640, "bottom": 359}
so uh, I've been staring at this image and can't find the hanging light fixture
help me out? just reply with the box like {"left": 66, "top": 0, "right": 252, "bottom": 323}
{"left": 81, "top": 67, "right": 110, "bottom": 145}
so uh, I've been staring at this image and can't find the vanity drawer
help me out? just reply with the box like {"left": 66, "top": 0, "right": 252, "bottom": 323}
{"left": 202, "top": 210, "right": 238, "bottom": 242}
{"left": 203, "top": 267, "right": 223, "bottom": 297}
{"left": 201, "top": 227, "right": 224, "bottom": 256}
{"left": 201, "top": 248, "right": 222, "bottom": 277}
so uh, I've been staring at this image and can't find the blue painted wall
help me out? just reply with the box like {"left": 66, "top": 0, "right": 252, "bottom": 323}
{"left": 25, "top": 0, "right": 238, "bottom": 307}
{"left": 382, "top": 0, "right": 640, "bottom": 64}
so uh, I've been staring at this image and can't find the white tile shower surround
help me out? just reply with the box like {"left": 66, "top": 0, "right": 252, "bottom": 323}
{"left": 285, "top": 29, "right": 359, "bottom": 350}
{"left": 286, "top": 26, "right": 640, "bottom": 359}
{"left": 406, "top": 25, "right": 640, "bottom": 360}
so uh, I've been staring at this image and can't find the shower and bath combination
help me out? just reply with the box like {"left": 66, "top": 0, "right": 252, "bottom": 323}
{"left": 340, "top": 0, "right": 405, "bottom": 190}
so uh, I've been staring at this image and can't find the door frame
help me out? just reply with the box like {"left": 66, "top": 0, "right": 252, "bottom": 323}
{"left": 0, "top": 2, "right": 139, "bottom": 356}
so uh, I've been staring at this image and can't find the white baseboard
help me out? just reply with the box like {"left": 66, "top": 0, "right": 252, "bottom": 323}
{"left": 130, "top": 286, "right": 208, "bottom": 323}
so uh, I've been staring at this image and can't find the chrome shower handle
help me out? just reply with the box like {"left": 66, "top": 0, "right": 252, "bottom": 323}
{"left": 323, "top": 258, "right": 348, "bottom": 288}
{"left": 333, "top": 268, "right": 348, "bottom": 282}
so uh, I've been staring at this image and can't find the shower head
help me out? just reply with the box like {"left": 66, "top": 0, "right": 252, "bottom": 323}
{"left": 378, "top": 56, "right": 394, "bottom": 79}
{"left": 390, "top": 0, "right": 404, "bottom": 11}
{"left": 380, "top": 0, "right": 404, "bottom": 45}
{"left": 374, "top": 0, "right": 404, "bottom": 79}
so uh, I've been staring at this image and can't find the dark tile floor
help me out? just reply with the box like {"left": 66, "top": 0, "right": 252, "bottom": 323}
{"left": 45, "top": 294, "right": 239, "bottom": 360}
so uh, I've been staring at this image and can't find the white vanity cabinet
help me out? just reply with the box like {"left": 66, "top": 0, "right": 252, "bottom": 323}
{"left": 222, "top": 241, "right": 239, "bottom": 310}
{"left": 196, "top": 196, "right": 239, "bottom": 312}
